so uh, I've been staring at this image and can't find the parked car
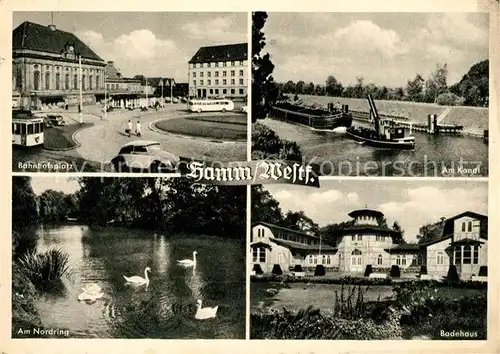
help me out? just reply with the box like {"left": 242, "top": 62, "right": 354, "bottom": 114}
{"left": 46, "top": 114, "right": 66, "bottom": 126}
{"left": 111, "top": 140, "right": 179, "bottom": 173}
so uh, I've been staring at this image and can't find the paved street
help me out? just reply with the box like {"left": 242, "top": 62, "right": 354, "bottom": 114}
{"left": 13, "top": 103, "right": 247, "bottom": 172}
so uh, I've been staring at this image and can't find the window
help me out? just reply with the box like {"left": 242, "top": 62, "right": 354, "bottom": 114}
{"left": 223, "top": 71, "right": 227, "bottom": 77}
{"left": 209, "top": 89, "right": 213, "bottom": 94}
{"left": 454, "top": 247, "right": 461, "bottom": 265}
{"left": 207, "top": 72, "right": 211, "bottom": 77}
{"left": 215, "top": 62, "right": 219, "bottom": 67}
{"left": 33, "top": 71, "right": 40, "bottom": 90}
{"left": 462, "top": 222, "right": 466, "bottom": 232}
{"left": 200, "top": 80, "right": 204, "bottom": 86}
{"left": 210, "top": 62, "right": 215, "bottom": 68}
{"left": 231, "top": 70, "right": 235, "bottom": 77}
{"left": 239, "top": 78, "right": 244, "bottom": 85}
{"left": 351, "top": 235, "right": 356, "bottom": 241}
{"left": 89, "top": 75, "right": 93, "bottom": 90}
{"left": 326, "top": 255, "right": 331, "bottom": 265}
{"left": 231, "top": 61, "right": 235, "bottom": 66}
{"left": 215, "top": 89, "right": 219, "bottom": 95}
{"left": 82, "top": 75, "right": 86, "bottom": 90}
{"left": 437, "top": 252, "right": 444, "bottom": 265}
{"left": 65, "top": 74, "right": 70, "bottom": 90}
{"left": 467, "top": 221, "right": 472, "bottom": 232}
{"left": 396, "top": 255, "right": 401, "bottom": 265}
{"left": 223, "top": 89, "right": 227, "bottom": 94}
{"left": 473, "top": 245, "right": 479, "bottom": 264}
{"left": 313, "top": 255, "right": 317, "bottom": 265}
{"left": 200, "top": 72, "right": 204, "bottom": 77}
{"left": 208, "top": 80, "right": 211, "bottom": 85}
{"left": 215, "top": 71, "right": 219, "bottom": 77}
{"left": 204, "top": 63, "right": 208, "bottom": 68}
{"left": 231, "top": 89, "right": 235, "bottom": 94}
{"left": 239, "top": 89, "right": 244, "bottom": 95}
{"left": 239, "top": 70, "right": 244, "bottom": 76}
{"left": 401, "top": 255, "right": 406, "bottom": 266}
{"left": 55, "top": 73, "right": 60, "bottom": 90}
{"left": 377, "top": 254, "right": 383, "bottom": 265}
{"left": 192, "top": 72, "right": 196, "bottom": 78}
{"left": 45, "top": 72, "right": 50, "bottom": 90}
{"left": 231, "top": 79, "right": 235, "bottom": 85}
{"left": 463, "top": 245, "right": 471, "bottom": 264}
{"left": 74, "top": 74, "right": 78, "bottom": 89}
{"left": 96, "top": 75, "right": 99, "bottom": 89}
{"left": 309, "top": 256, "right": 313, "bottom": 265}
{"left": 239, "top": 60, "right": 244, "bottom": 65}
{"left": 222, "top": 62, "right": 227, "bottom": 67}
{"left": 196, "top": 63, "right": 201, "bottom": 68}
{"left": 193, "top": 80, "right": 196, "bottom": 86}
{"left": 257, "top": 248, "right": 265, "bottom": 262}
{"left": 357, "top": 234, "right": 362, "bottom": 241}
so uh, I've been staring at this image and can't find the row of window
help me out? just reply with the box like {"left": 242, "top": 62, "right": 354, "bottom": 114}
{"left": 190, "top": 60, "right": 246, "bottom": 69}
{"left": 199, "top": 88, "right": 245, "bottom": 96}
{"left": 193, "top": 79, "right": 245, "bottom": 87}
{"left": 461, "top": 220, "right": 474, "bottom": 232}
{"left": 192, "top": 70, "right": 244, "bottom": 78}
{"left": 350, "top": 234, "right": 389, "bottom": 242}
{"left": 453, "top": 245, "right": 479, "bottom": 265}
{"left": 358, "top": 216, "right": 376, "bottom": 222}
{"left": 34, "top": 63, "right": 101, "bottom": 74}
{"left": 12, "top": 122, "right": 44, "bottom": 135}
{"left": 106, "top": 83, "right": 141, "bottom": 91}
{"left": 32, "top": 71, "right": 101, "bottom": 91}
{"left": 255, "top": 228, "right": 319, "bottom": 246}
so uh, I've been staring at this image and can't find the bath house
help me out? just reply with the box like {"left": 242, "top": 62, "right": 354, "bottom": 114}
{"left": 250, "top": 209, "right": 488, "bottom": 279}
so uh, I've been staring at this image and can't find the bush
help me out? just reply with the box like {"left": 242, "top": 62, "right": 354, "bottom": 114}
{"left": 17, "top": 248, "right": 72, "bottom": 290}
{"left": 446, "top": 265, "right": 460, "bottom": 282}
{"left": 252, "top": 264, "right": 264, "bottom": 274}
{"left": 12, "top": 264, "right": 43, "bottom": 337}
{"left": 420, "top": 265, "right": 427, "bottom": 275}
{"left": 271, "top": 264, "right": 283, "bottom": 275}
{"left": 478, "top": 266, "right": 487, "bottom": 277}
{"left": 251, "top": 123, "right": 303, "bottom": 161}
{"left": 314, "top": 265, "right": 325, "bottom": 276}
{"left": 390, "top": 265, "right": 401, "bottom": 278}
{"left": 364, "top": 264, "right": 373, "bottom": 277}
{"left": 436, "top": 92, "right": 460, "bottom": 106}
{"left": 293, "top": 265, "right": 303, "bottom": 272}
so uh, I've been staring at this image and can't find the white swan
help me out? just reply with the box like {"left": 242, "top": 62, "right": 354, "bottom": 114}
{"left": 123, "top": 267, "right": 151, "bottom": 285}
{"left": 177, "top": 251, "right": 197, "bottom": 267}
{"left": 78, "top": 288, "right": 104, "bottom": 302}
{"left": 194, "top": 299, "right": 218, "bottom": 320}
{"left": 83, "top": 283, "right": 102, "bottom": 293}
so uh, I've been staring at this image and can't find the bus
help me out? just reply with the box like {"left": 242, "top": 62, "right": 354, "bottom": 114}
{"left": 187, "top": 99, "right": 234, "bottom": 113}
{"left": 12, "top": 110, "right": 45, "bottom": 147}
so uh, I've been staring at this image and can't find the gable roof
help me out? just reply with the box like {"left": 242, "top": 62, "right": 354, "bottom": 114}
{"left": 13, "top": 21, "right": 104, "bottom": 62}
{"left": 189, "top": 43, "right": 247, "bottom": 64}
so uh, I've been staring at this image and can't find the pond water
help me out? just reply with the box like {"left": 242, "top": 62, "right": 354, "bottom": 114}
{"left": 32, "top": 225, "right": 245, "bottom": 339}
{"left": 259, "top": 119, "right": 488, "bottom": 177}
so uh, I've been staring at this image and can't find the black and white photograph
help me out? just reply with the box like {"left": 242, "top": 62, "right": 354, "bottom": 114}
{"left": 12, "top": 176, "right": 246, "bottom": 339}
{"left": 252, "top": 12, "right": 489, "bottom": 177}
{"left": 12, "top": 12, "right": 249, "bottom": 173}
{"left": 250, "top": 180, "right": 488, "bottom": 339}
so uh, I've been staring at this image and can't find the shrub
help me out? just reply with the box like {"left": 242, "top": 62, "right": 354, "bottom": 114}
{"left": 251, "top": 123, "right": 303, "bottom": 161}
{"left": 436, "top": 92, "right": 459, "bottom": 106}
{"left": 252, "top": 264, "right": 264, "bottom": 275}
{"left": 478, "top": 266, "right": 487, "bottom": 277}
{"left": 314, "top": 265, "right": 325, "bottom": 276}
{"left": 364, "top": 264, "right": 373, "bottom": 277}
{"left": 17, "top": 248, "right": 72, "bottom": 290}
{"left": 420, "top": 265, "right": 427, "bottom": 275}
{"left": 293, "top": 265, "right": 303, "bottom": 272}
{"left": 12, "top": 263, "right": 43, "bottom": 337}
{"left": 390, "top": 265, "right": 401, "bottom": 278}
{"left": 446, "top": 265, "right": 460, "bottom": 282}
{"left": 271, "top": 264, "right": 283, "bottom": 275}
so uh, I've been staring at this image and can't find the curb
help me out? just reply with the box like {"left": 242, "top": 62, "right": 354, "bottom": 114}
{"left": 43, "top": 123, "right": 93, "bottom": 152}
{"left": 148, "top": 118, "right": 245, "bottom": 145}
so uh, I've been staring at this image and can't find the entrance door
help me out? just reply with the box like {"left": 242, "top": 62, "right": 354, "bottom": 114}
{"left": 350, "top": 249, "right": 363, "bottom": 272}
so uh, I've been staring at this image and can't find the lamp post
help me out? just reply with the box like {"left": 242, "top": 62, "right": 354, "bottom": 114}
{"left": 78, "top": 54, "right": 83, "bottom": 124}
{"left": 170, "top": 78, "right": 173, "bottom": 104}
{"left": 160, "top": 78, "right": 164, "bottom": 106}
{"left": 145, "top": 76, "right": 148, "bottom": 108}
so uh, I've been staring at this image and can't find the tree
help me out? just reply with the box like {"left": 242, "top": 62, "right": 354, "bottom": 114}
{"left": 251, "top": 123, "right": 303, "bottom": 161}
{"left": 252, "top": 12, "right": 278, "bottom": 122}
{"left": 12, "top": 177, "right": 39, "bottom": 257}
{"left": 295, "top": 80, "right": 306, "bottom": 95}
{"left": 319, "top": 220, "right": 355, "bottom": 246}
{"left": 416, "top": 218, "right": 445, "bottom": 244}
{"left": 354, "top": 76, "right": 365, "bottom": 98}
{"left": 391, "top": 221, "right": 406, "bottom": 244}
{"left": 451, "top": 59, "right": 489, "bottom": 106}
{"left": 406, "top": 74, "right": 425, "bottom": 102}
{"left": 251, "top": 185, "right": 284, "bottom": 225}
{"left": 304, "top": 82, "right": 315, "bottom": 95}
{"left": 325, "top": 75, "right": 343, "bottom": 97}
{"left": 282, "top": 210, "right": 320, "bottom": 235}
{"left": 283, "top": 80, "right": 296, "bottom": 94}
{"left": 425, "top": 63, "right": 448, "bottom": 103}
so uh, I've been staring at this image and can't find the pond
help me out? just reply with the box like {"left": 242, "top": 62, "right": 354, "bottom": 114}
{"left": 31, "top": 225, "right": 245, "bottom": 339}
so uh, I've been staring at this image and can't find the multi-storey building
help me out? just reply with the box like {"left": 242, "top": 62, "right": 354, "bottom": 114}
{"left": 188, "top": 43, "right": 247, "bottom": 100}
{"left": 12, "top": 21, "right": 106, "bottom": 109}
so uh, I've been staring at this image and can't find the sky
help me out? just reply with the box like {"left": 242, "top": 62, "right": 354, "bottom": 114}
{"left": 30, "top": 176, "right": 80, "bottom": 196}
{"left": 261, "top": 12, "right": 489, "bottom": 87}
{"left": 262, "top": 180, "right": 488, "bottom": 243}
{"left": 13, "top": 12, "right": 247, "bottom": 82}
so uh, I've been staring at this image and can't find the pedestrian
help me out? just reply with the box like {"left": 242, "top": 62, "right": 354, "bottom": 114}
{"left": 136, "top": 120, "right": 142, "bottom": 137}
{"left": 126, "top": 120, "right": 133, "bottom": 138}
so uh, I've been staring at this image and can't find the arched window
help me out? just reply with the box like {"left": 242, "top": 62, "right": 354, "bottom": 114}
{"left": 461, "top": 222, "right": 466, "bottom": 232}
{"left": 402, "top": 255, "right": 407, "bottom": 266}
{"left": 55, "top": 73, "right": 60, "bottom": 90}
{"left": 33, "top": 71, "right": 40, "bottom": 90}
{"left": 377, "top": 254, "right": 383, "bottom": 265}
{"left": 65, "top": 74, "right": 70, "bottom": 90}
{"left": 463, "top": 245, "right": 471, "bottom": 264}
{"left": 82, "top": 75, "right": 86, "bottom": 90}
{"left": 467, "top": 221, "right": 472, "bottom": 232}
{"left": 74, "top": 74, "right": 78, "bottom": 89}
{"left": 352, "top": 249, "right": 362, "bottom": 256}
{"left": 96, "top": 75, "right": 99, "bottom": 90}
{"left": 396, "top": 255, "right": 401, "bottom": 265}
{"left": 45, "top": 72, "right": 50, "bottom": 90}
{"left": 454, "top": 247, "right": 462, "bottom": 265}
{"left": 89, "top": 75, "right": 93, "bottom": 90}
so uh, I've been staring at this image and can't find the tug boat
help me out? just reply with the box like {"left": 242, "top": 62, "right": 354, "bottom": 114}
{"left": 345, "top": 94, "right": 416, "bottom": 150}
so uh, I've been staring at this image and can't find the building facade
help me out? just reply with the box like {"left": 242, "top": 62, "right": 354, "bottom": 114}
{"left": 188, "top": 43, "right": 247, "bottom": 100}
{"left": 251, "top": 210, "right": 488, "bottom": 280}
{"left": 12, "top": 21, "right": 106, "bottom": 109}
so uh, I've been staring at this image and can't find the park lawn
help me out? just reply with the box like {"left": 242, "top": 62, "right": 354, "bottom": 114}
{"left": 155, "top": 117, "right": 247, "bottom": 141}
{"left": 43, "top": 123, "right": 94, "bottom": 150}
{"left": 187, "top": 113, "right": 247, "bottom": 125}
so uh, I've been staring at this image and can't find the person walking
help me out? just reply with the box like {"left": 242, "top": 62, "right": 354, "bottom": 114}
{"left": 136, "top": 120, "right": 142, "bottom": 137}
{"left": 126, "top": 120, "right": 133, "bottom": 138}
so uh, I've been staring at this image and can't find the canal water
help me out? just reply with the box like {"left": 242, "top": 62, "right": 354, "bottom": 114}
{"left": 259, "top": 119, "right": 488, "bottom": 177}
{"left": 32, "top": 225, "right": 245, "bottom": 339}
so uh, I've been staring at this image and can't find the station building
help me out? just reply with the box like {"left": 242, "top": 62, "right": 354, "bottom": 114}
{"left": 188, "top": 43, "right": 247, "bottom": 100}
{"left": 250, "top": 209, "right": 488, "bottom": 280}
{"left": 12, "top": 21, "right": 106, "bottom": 109}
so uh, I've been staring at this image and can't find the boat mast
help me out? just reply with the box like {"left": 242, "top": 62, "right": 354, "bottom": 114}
{"left": 367, "top": 94, "right": 380, "bottom": 136}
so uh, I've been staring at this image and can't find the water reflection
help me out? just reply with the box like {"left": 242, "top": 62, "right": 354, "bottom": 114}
{"left": 29, "top": 225, "right": 245, "bottom": 338}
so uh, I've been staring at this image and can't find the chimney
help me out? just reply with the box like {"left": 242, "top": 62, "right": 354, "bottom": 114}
{"left": 48, "top": 24, "right": 56, "bottom": 31}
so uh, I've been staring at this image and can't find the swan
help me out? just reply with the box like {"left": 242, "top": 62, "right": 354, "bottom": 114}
{"left": 123, "top": 267, "right": 151, "bottom": 285}
{"left": 78, "top": 288, "right": 104, "bottom": 302}
{"left": 194, "top": 299, "right": 218, "bottom": 320}
{"left": 83, "top": 283, "right": 102, "bottom": 293}
{"left": 177, "top": 251, "right": 197, "bottom": 267}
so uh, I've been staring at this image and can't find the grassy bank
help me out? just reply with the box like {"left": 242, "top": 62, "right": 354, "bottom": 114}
{"left": 154, "top": 117, "right": 247, "bottom": 141}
